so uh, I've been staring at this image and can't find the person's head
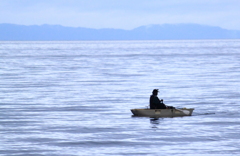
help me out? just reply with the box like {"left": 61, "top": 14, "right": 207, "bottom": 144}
{"left": 152, "top": 89, "right": 159, "bottom": 95}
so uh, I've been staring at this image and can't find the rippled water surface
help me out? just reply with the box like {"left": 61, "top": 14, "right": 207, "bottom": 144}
{"left": 0, "top": 40, "right": 240, "bottom": 155}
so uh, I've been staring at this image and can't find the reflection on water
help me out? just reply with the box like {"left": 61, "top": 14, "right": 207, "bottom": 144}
{"left": 150, "top": 118, "right": 163, "bottom": 128}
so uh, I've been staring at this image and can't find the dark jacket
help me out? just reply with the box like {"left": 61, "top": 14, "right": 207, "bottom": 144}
{"left": 149, "top": 95, "right": 167, "bottom": 109}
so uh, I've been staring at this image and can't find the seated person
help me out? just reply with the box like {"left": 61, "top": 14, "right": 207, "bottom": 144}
{"left": 149, "top": 89, "right": 175, "bottom": 109}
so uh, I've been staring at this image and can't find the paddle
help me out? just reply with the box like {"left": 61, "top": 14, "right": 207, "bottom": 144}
{"left": 166, "top": 105, "right": 191, "bottom": 115}
{"left": 175, "top": 108, "right": 190, "bottom": 115}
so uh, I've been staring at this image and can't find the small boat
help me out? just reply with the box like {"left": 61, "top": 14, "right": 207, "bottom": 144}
{"left": 131, "top": 108, "right": 194, "bottom": 117}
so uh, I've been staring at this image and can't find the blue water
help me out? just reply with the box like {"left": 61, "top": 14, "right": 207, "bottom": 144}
{"left": 0, "top": 40, "right": 240, "bottom": 155}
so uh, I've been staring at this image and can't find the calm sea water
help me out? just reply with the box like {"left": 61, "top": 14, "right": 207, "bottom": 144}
{"left": 0, "top": 40, "right": 240, "bottom": 156}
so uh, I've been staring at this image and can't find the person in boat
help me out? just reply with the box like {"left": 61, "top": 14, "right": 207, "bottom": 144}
{"left": 149, "top": 89, "right": 175, "bottom": 109}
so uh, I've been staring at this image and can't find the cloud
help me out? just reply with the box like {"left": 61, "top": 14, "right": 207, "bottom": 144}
{"left": 0, "top": 0, "right": 240, "bottom": 30}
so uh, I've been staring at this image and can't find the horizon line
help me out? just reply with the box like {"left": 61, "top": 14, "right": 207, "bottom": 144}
{"left": 1, "top": 22, "right": 239, "bottom": 31}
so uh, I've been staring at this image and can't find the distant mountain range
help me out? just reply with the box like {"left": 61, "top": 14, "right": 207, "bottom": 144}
{"left": 1, "top": 23, "right": 240, "bottom": 40}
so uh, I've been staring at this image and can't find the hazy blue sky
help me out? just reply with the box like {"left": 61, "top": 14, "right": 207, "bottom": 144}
{"left": 1, "top": 0, "right": 240, "bottom": 30}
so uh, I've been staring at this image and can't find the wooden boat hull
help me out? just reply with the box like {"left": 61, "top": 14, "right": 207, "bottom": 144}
{"left": 131, "top": 108, "right": 194, "bottom": 117}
